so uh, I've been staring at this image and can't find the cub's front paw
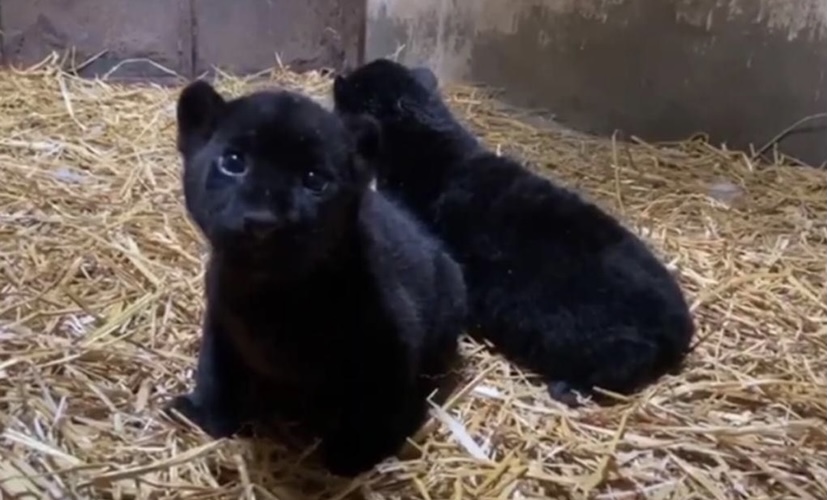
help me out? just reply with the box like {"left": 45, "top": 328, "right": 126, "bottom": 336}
{"left": 164, "top": 393, "right": 242, "bottom": 439}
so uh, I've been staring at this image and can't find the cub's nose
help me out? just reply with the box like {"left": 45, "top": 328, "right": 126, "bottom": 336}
{"left": 242, "top": 210, "right": 281, "bottom": 237}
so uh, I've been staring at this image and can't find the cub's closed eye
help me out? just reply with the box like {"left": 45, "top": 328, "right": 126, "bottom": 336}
{"left": 302, "top": 170, "right": 328, "bottom": 193}
{"left": 217, "top": 151, "right": 247, "bottom": 177}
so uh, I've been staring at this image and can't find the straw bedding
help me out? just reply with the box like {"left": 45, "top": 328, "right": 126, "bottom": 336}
{"left": 0, "top": 58, "right": 824, "bottom": 500}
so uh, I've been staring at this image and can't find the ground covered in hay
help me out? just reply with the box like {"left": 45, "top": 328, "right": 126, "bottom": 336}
{"left": 0, "top": 61, "right": 824, "bottom": 500}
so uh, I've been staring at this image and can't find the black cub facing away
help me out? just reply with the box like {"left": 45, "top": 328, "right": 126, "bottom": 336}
{"left": 332, "top": 59, "right": 695, "bottom": 406}
{"left": 165, "top": 80, "right": 467, "bottom": 477}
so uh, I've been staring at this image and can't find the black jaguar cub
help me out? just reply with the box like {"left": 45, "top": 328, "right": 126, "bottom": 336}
{"left": 165, "top": 80, "right": 467, "bottom": 477}
{"left": 333, "top": 59, "right": 694, "bottom": 406}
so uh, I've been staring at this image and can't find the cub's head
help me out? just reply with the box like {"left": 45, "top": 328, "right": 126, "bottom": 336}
{"left": 332, "top": 58, "right": 442, "bottom": 129}
{"left": 333, "top": 59, "right": 479, "bottom": 193}
{"left": 176, "top": 81, "right": 379, "bottom": 269}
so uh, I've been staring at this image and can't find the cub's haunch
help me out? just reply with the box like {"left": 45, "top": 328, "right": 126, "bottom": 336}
{"left": 165, "top": 80, "right": 467, "bottom": 477}
{"left": 333, "top": 59, "right": 695, "bottom": 405}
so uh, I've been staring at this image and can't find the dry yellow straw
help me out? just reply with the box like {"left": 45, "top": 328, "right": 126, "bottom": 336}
{"left": 0, "top": 55, "right": 824, "bottom": 499}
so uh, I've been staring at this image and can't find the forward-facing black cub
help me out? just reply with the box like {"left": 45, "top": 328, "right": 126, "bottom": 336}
{"left": 333, "top": 59, "right": 695, "bottom": 406}
{"left": 165, "top": 80, "right": 467, "bottom": 477}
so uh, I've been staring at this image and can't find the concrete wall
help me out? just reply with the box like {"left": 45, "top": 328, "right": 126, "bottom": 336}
{"left": 366, "top": 0, "right": 827, "bottom": 166}
{"left": 0, "top": 0, "right": 366, "bottom": 81}
{"left": 1, "top": 0, "right": 824, "bottom": 165}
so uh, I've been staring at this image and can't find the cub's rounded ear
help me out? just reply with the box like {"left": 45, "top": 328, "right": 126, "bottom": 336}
{"left": 343, "top": 113, "right": 381, "bottom": 161}
{"left": 176, "top": 80, "right": 226, "bottom": 154}
{"left": 411, "top": 66, "right": 439, "bottom": 92}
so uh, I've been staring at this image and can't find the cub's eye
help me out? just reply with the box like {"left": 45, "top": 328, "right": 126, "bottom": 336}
{"left": 216, "top": 151, "right": 247, "bottom": 177}
{"left": 302, "top": 170, "right": 328, "bottom": 193}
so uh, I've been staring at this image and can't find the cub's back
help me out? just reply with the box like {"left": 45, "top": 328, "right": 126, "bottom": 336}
{"left": 434, "top": 154, "right": 628, "bottom": 261}
{"left": 433, "top": 152, "right": 686, "bottom": 314}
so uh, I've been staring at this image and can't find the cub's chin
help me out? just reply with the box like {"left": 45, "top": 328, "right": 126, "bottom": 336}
{"left": 215, "top": 229, "right": 337, "bottom": 277}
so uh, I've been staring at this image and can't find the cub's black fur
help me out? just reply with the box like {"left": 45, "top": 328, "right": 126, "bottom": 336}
{"left": 332, "top": 59, "right": 695, "bottom": 405}
{"left": 166, "top": 80, "right": 467, "bottom": 477}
